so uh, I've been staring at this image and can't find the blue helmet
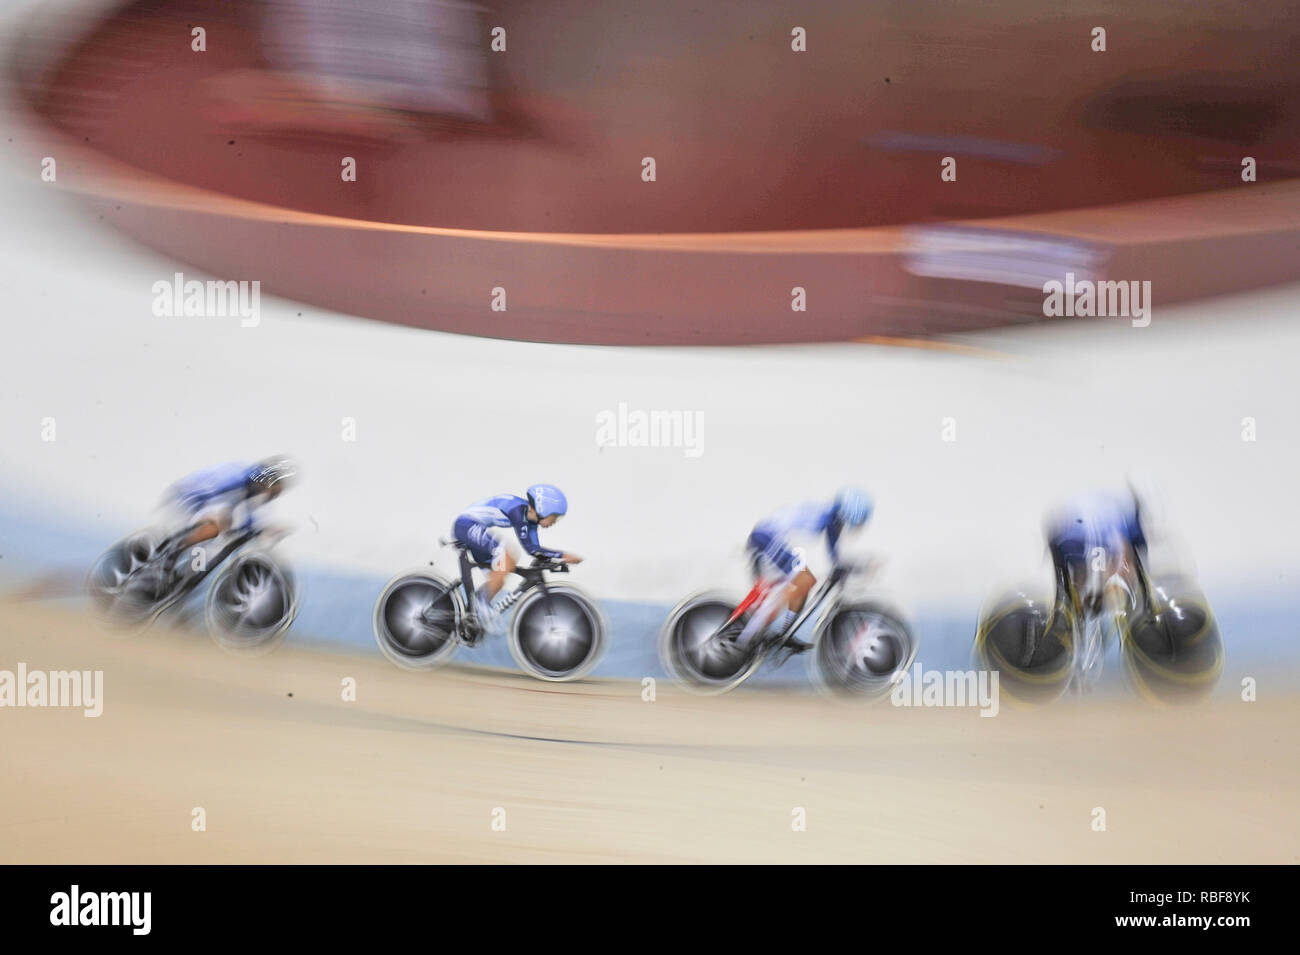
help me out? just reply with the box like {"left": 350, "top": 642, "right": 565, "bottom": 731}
{"left": 250, "top": 455, "right": 298, "bottom": 493}
{"left": 835, "top": 487, "right": 873, "bottom": 527}
{"left": 526, "top": 483, "right": 568, "bottom": 519}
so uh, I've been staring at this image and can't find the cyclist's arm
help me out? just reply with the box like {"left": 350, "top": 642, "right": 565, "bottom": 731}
{"left": 824, "top": 514, "right": 844, "bottom": 564}
{"left": 508, "top": 506, "right": 564, "bottom": 560}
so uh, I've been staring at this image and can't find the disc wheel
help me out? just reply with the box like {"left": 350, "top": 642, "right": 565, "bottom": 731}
{"left": 372, "top": 571, "right": 462, "bottom": 670}
{"left": 658, "top": 593, "right": 763, "bottom": 694}
{"left": 813, "top": 603, "right": 918, "bottom": 700}
{"left": 86, "top": 534, "right": 165, "bottom": 628}
{"left": 205, "top": 553, "right": 297, "bottom": 653}
{"left": 508, "top": 584, "right": 607, "bottom": 681}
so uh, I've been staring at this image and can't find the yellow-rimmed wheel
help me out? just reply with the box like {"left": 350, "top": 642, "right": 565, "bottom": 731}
{"left": 1118, "top": 577, "right": 1223, "bottom": 704}
{"left": 973, "top": 590, "right": 1076, "bottom": 707}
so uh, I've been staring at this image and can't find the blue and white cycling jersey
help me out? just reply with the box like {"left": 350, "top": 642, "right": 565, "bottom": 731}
{"left": 748, "top": 501, "right": 849, "bottom": 575}
{"left": 166, "top": 461, "right": 261, "bottom": 528}
{"left": 454, "top": 494, "right": 563, "bottom": 565}
{"left": 1045, "top": 490, "right": 1145, "bottom": 566}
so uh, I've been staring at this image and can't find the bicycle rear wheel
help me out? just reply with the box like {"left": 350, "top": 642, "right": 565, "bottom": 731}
{"left": 372, "top": 571, "right": 461, "bottom": 670}
{"left": 658, "top": 593, "right": 762, "bottom": 694}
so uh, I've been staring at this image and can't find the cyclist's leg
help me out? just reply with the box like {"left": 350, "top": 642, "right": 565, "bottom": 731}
{"left": 1043, "top": 528, "right": 1100, "bottom": 673}
{"left": 1048, "top": 529, "right": 1086, "bottom": 611}
{"left": 182, "top": 516, "right": 224, "bottom": 549}
{"left": 786, "top": 568, "right": 816, "bottom": 613}
{"left": 733, "top": 532, "right": 800, "bottom": 648}
{"left": 765, "top": 532, "right": 814, "bottom": 624}
{"left": 772, "top": 561, "right": 815, "bottom": 640}
{"left": 158, "top": 500, "right": 224, "bottom": 552}
{"left": 485, "top": 547, "right": 515, "bottom": 602}
{"left": 155, "top": 504, "right": 229, "bottom": 590}
{"left": 454, "top": 518, "right": 511, "bottom": 622}
{"left": 452, "top": 517, "right": 495, "bottom": 565}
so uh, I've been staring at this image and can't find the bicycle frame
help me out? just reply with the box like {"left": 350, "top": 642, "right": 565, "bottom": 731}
{"left": 151, "top": 526, "right": 263, "bottom": 609}
{"left": 780, "top": 566, "right": 848, "bottom": 640}
{"left": 451, "top": 546, "right": 562, "bottom": 635}
{"left": 721, "top": 565, "right": 850, "bottom": 646}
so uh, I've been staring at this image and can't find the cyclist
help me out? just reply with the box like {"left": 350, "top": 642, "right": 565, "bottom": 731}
{"left": 1043, "top": 487, "right": 1148, "bottom": 614}
{"left": 721, "top": 487, "right": 874, "bottom": 660}
{"left": 452, "top": 483, "right": 582, "bottom": 628}
{"left": 160, "top": 456, "right": 297, "bottom": 554}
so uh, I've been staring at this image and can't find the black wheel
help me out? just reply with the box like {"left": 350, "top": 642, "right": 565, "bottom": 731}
{"left": 87, "top": 534, "right": 165, "bottom": 628}
{"left": 1120, "top": 579, "right": 1223, "bottom": 704}
{"left": 658, "top": 593, "right": 761, "bottom": 694}
{"left": 508, "top": 584, "right": 607, "bottom": 681}
{"left": 372, "top": 571, "right": 461, "bottom": 670}
{"left": 813, "top": 603, "right": 918, "bottom": 700}
{"left": 205, "top": 553, "right": 297, "bottom": 653}
{"left": 973, "top": 590, "right": 1075, "bottom": 707}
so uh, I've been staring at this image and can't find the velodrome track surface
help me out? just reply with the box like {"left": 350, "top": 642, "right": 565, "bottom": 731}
{"left": 5, "top": 602, "right": 1299, "bottom": 864}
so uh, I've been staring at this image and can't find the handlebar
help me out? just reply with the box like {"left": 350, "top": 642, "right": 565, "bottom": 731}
{"left": 522, "top": 558, "right": 569, "bottom": 575}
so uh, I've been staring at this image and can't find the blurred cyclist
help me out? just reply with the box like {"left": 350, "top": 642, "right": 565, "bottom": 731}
{"left": 453, "top": 483, "right": 582, "bottom": 628}
{"left": 1043, "top": 486, "right": 1148, "bottom": 614}
{"left": 721, "top": 487, "right": 874, "bottom": 660}
{"left": 156, "top": 456, "right": 298, "bottom": 577}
